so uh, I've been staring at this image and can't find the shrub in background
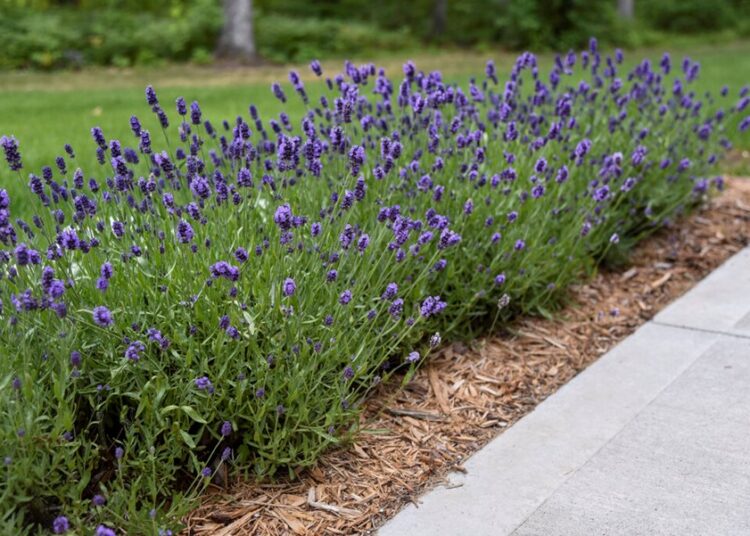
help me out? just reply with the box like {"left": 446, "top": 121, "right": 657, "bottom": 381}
{"left": 0, "top": 0, "right": 222, "bottom": 69}
{"left": 255, "top": 14, "right": 415, "bottom": 63}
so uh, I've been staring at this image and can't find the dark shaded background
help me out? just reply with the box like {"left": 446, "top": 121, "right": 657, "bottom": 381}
{"left": 1, "top": 0, "right": 749, "bottom": 69}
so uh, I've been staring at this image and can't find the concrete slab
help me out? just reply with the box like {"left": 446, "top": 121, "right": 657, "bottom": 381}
{"left": 513, "top": 396, "right": 750, "bottom": 535}
{"left": 654, "top": 247, "right": 750, "bottom": 338}
{"left": 378, "top": 324, "right": 719, "bottom": 536}
{"left": 655, "top": 337, "right": 750, "bottom": 425}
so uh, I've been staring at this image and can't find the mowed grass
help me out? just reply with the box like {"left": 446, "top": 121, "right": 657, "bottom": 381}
{"left": 1, "top": 40, "right": 749, "bottom": 216}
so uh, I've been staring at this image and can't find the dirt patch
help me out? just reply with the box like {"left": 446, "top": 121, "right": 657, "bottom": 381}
{"left": 185, "top": 178, "right": 750, "bottom": 536}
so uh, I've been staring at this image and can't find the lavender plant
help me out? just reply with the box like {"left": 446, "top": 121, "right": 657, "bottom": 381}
{"left": 1, "top": 40, "right": 747, "bottom": 534}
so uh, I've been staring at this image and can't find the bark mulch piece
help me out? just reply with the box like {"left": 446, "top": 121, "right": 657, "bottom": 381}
{"left": 185, "top": 178, "right": 750, "bottom": 536}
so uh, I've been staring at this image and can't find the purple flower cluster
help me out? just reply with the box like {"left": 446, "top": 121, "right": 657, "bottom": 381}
{"left": 420, "top": 296, "right": 447, "bottom": 318}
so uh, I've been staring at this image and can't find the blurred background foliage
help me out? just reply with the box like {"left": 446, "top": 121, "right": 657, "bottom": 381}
{"left": 1, "top": 0, "right": 750, "bottom": 69}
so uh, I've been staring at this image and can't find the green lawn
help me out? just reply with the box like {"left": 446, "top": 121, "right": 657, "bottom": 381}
{"left": 1, "top": 40, "right": 749, "bottom": 215}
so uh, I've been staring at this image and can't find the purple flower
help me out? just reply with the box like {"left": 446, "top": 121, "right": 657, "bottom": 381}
{"left": 145, "top": 85, "right": 158, "bottom": 106}
{"left": 100, "top": 262, "right": 113, "bottom": 279}
{"left": 385, "top": 297, "right": 403, "bottom": 318}
{"left": 90, "top": 127, "right": 106, "bottom": 149}
{"left": 175, "top": 96, "right": 187, "bottom": 115}
{"left": 195, "top": 376, "right": 213, "bottom": 392}
{"left": 463, "top": 199, "right": 474, "bottom": 215}
{"left": 348, "top": 145, "right": 366, "bottom": 172}
{"left": 124, "top": 341, "right": 145, "bottom": 361}
{"left": 92, "top": 306, "right": 113, "bottom": 327}
{"left": 271, "top": 83, "right": 287, "bottom": 103}
{"left": 357, "top": 234, "right": 370, "bottom": 252}
{"left": 420, "top": 295, "right": 446, "bottom": 318}
{"left": 53, "top": 516, "right": 70, "bottom": 534}
{"left": 220, "top": 420, "right": 232, "bottom": 437}
{"left": 130, "top": 115, "right": 142, "bottom": 136}
{"left": 406, "top": 351, "right": 420, "bottom": 363}
{"left": 339, "top": 289, "right": 352, "bottom": 305}
{"left": 111, "top": 221, "right": 125, "bottom": 238}
{"left": 343, "top": 366, "right": 355, "bottom": 380}
{"left": 210, "top": 261, "right": 240, "bottom": 281}
{"left": 438, "top": 228, "right": 461, "bottom": 249}
{"left": 339, "top": 224, "right": 355, "bottom": 249}
{"left": 514, "top": 239, "right": 526, "bottom": 251}
{"left": 96, "top": 277, "right": 109, "bottom": 292}
{"left": 96, "top": 526, "right": 116, "bottom": 536}
{"left": 273, "top": 204, "right": 293, "bottom": 231}
{"left": 190, "top": 101, "right": 202, "bottom": 125}
{"left": 92, "top": 494, "right": 106, "bottom": 506}
{"left": 190, "top": 176, "right": 211, "bottom": 199}
{"left": 177, "top": 220, "right": 194, "bottom": 243}
{"left": 430, "top": 332, "right": 442, "bottom": 347}
{"left": 310, "top": 59, "right": 322, "bottom": 76}
{"left": 59, "top": 228, "right": 80, "bottom": 250}
{"left": 382, "top": 283, "right": 398, "bottom": 300}
{"left": 1, "top": 135, "right": 22, "bottom": 171}
{"left": 485, "top": 60, "right": 497, "bottom": 83}
{"left": 593, "top": 185, "right": 610, "bottom": 202}
{"left": 403, "top": 60, "right": 416, "bottom": 78}
{"left": 234, "top": 247, "right": 248, "bottom": 263}
{"left": 494, "top": 273, "right": 506, "bottom": 285}
{"left": 283, "top": 277, "right": 296, "bottom": 297}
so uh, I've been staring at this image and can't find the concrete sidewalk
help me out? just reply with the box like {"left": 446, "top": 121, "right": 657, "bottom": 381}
{"left": 379, "top": 248, "right": 750, "bottom": 536}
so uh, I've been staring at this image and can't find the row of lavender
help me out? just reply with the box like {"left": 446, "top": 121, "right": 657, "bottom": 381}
{"left": 1, "top": 40, "right": 748, "bottom": 534}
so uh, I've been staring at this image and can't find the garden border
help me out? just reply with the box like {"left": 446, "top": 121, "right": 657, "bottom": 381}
{"left": 187, "top": 178, "right": 750, "bottom": 535}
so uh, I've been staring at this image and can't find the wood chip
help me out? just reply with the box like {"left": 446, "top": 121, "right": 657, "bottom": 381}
{"left": 273, "top": 510, "right": 306, "bottom": 535}
{"left": 306, "top": 487, "right": 361, "bottom": 518}
{"left": 650, "top": 272, "right": 672, "bottom": 289}
{"left": 212, "top": 509, "right": 260, "bottom": 536}
{"left": 386, "top": 407, "right": 444, "bottom": 421}
{"left": 428, "top": 367, "right": 451, "bottom": 414}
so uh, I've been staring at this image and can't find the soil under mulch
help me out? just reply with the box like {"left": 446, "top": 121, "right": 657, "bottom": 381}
{"left": 185, "top": 178, "right": 750, "bottom": 536}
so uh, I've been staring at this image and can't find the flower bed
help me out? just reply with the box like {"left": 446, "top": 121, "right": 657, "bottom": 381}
{"left": 1, "top": 39, "right": 747, "bottom": 534}
{"left": 188, "top": 177, "right": 750, "bottom": 535}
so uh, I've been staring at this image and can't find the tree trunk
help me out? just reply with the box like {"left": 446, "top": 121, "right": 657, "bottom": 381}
{"left": 432, "top": 0, "right": 447, "bottom": 38}
{"left": 617, "top": 0, "right": 634, "bottom": 19}
{"left": 217, "top": 0, "right": 256, "bottom": 63}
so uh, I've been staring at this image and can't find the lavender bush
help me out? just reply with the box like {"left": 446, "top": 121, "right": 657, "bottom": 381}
{"left": 1, "top": 40, "right": 748, "bottom": 534}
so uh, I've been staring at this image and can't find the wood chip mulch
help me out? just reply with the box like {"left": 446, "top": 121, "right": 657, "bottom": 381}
{"left": 185, "top": 178, "right": 750, "bottom": 536}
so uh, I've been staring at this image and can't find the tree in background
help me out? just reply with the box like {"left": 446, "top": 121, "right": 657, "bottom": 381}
{"left": 618, "top": 0, "right": 634, "bottom": 19}
{"left": 432, "top": 0, "right": 447, "bottom": 38}
{"left": 217, "top": 0, "right": 256, "bottom": 62}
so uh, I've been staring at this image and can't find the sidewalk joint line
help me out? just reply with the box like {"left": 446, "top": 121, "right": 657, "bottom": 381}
{"left": 650, "top": 320, "right": 750, "bottom": 340}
